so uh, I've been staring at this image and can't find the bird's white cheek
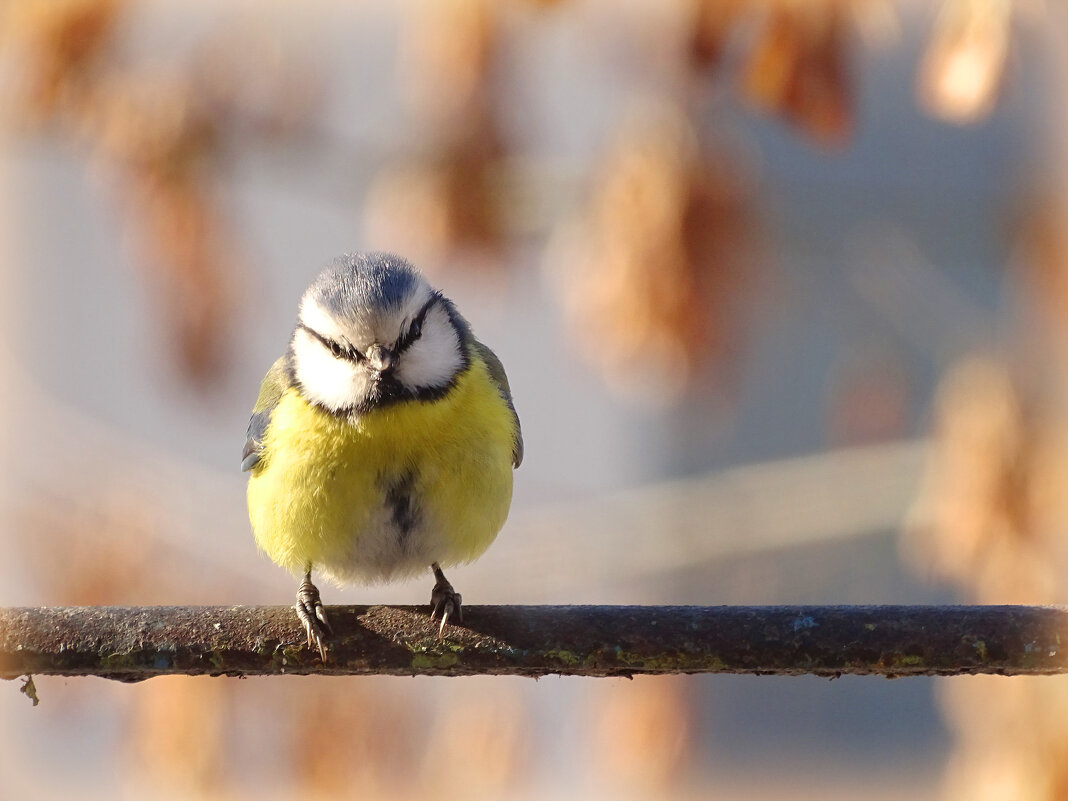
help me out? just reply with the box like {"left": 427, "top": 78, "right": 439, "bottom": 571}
{"left": 397, "top": 324, "right": 462, "bottom": 390}
{"left": 293, "top": 333, "right": 369, "bottom": 411}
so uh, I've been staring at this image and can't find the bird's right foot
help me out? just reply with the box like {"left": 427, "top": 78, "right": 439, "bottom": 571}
{"left": 429, "top": 562, "right": 463, "bottom": 638}
{"left": 295, "top": 572, "right": 332, "bottom": 661}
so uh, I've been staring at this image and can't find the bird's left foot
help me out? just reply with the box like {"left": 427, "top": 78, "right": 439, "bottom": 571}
{"left": 429, "top": 562, "right": 462, "bottom": 638}
{"left": 295, "top": 572, "right": 332, "bottom": 661}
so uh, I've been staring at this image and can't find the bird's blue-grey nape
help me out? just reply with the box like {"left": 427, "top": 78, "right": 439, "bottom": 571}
{"left": 308, "top": 252, "right": 423, "bottom": 317}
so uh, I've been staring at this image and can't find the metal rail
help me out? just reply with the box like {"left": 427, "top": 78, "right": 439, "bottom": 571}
{"left": 2, "top": 605, "right": 1065, "bottom": 682}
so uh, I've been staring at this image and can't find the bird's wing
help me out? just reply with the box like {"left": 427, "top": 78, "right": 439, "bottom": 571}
{"left": 241, "top": 356, "right": 292, "bottom": 472}
{"left": 472, "top": 340, "right": 524, "bottom": 469}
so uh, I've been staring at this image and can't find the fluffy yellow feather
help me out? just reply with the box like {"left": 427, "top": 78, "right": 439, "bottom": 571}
{"left": 246, "top": 350, "right": 516, "bottom": 585}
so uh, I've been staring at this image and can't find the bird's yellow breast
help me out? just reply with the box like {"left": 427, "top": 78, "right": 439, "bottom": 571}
{"left": 246, "top": 355, "right": 516, "bottom": 584}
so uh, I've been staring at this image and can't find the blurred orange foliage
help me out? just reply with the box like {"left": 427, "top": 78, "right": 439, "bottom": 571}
{"left": 2, "top": 0, "right": 125, "bottom": 123}
{"left": 123, "top": 677, "right": 230, "bottom": 797}
{"left": 741, "top": 3, "right": 854, "bottom": 146}
{"left": 365, "top": 0, "right": 507, "bottom": 272}
{"left": 590, "top": 676, "right": 694, "bottom": 793}
{"left": 3, "top": 0, "right": 318, "bottom": 385}
{"left": 918, "top": 0, "right": 1011, "bottom": 124}
{"left": 552, "top": 105, "right": 756, "bottom": 403}
{"left": 907, "top": 353, "right": 1068, "bottom": 801}
{"left": 688, "top": 0, "right": 747, "bottom": 70}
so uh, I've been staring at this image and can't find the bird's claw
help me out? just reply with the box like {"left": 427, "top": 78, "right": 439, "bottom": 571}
{"left": 295, "top": 575, "right": 332, "bottom": 661}
{"left": 430, "top": 564, "right": 463, "bottom": 639}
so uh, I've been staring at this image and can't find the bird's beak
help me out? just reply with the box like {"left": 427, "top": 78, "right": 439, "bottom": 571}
{"left": 367, "top": 344, "right": 394, "bottom": 373}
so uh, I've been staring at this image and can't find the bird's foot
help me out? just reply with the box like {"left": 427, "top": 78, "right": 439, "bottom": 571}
{"left": 295, "top": 573, "right": 332, "bottom": 661}
{"left": 429, "top": 563, "right": 462, "bottom": 638}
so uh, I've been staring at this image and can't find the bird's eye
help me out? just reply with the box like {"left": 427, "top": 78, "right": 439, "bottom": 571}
{"left": 329, "top": 341, "right": 344, "bottom": 359}
{"left": 410, "top": 319, "right": 423, "bottom": 340}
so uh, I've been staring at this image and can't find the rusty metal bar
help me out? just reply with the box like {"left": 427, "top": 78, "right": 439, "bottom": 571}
{"left": 1, "top": 605, "right": 1065, "bottom": 682}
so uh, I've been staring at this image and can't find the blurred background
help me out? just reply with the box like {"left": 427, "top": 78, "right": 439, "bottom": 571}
{"left": 2, "top": 0, "right": 1068, "bottom": 798}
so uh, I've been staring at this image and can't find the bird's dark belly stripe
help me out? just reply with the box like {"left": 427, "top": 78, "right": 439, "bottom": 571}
{"left": 384, "top": 471, "right": 420, "bottom": 552}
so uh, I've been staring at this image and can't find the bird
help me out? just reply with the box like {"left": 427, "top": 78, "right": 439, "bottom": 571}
{"left": 242, "top": 252, "right": 522, "bottom": 658}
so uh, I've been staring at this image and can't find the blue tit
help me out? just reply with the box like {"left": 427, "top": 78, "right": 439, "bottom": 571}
{"left": 242, "top": 252, "right": 522, "bottom": 657}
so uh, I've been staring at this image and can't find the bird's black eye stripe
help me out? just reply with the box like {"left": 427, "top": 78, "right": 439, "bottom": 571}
{"left": 396, "top": 294, "right": 438, "bottom": 354}
{"left": 299, "top": 324, "right": 364, "bottom": 363}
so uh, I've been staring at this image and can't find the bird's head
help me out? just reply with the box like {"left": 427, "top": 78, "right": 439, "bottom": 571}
{"left": 290, "top": 253, "right": 469, "bottom": 414}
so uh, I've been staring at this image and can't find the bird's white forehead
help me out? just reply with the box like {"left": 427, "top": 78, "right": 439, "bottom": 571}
{"left": 298, "top": 282, "right": 433, "bottom": 347}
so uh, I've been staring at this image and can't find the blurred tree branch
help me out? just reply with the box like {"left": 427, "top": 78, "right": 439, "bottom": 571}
{"left": 2, "top": 605, "right": 1067, "bottom": 682}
